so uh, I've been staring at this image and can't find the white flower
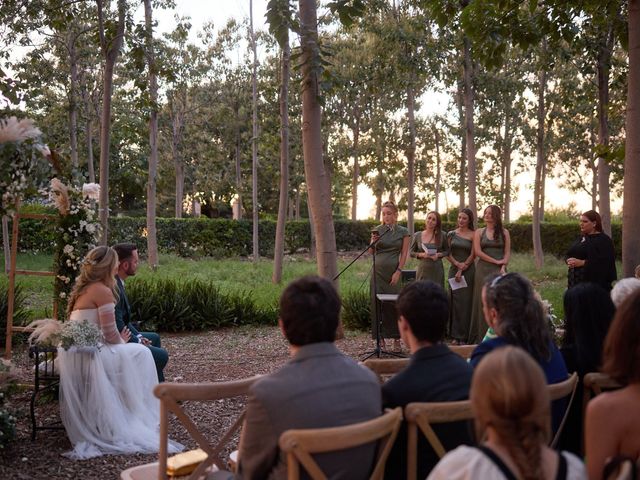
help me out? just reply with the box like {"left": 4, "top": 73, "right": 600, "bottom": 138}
{"left": 82, "top": 183, "right": 100, "bottom": 200}
{"left": 63, "top": 244, "right": 74, "bottom": 255}
{"left": 59, "top": 292, "right": 66, "bottom": 299}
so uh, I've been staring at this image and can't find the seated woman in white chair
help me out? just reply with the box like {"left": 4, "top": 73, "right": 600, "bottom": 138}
{"left": 59, "top": 246, "right": 182, "bottom": 459}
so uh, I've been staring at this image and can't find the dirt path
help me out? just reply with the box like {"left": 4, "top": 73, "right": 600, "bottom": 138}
{"left": 1, "top": 326, "right": 379, "bottom": 479}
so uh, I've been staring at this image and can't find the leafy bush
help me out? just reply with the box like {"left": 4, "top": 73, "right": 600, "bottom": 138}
{"left": 341, "top": 289, "right": 371, "bottom": 332}
{"left": 14, "top": 216, "right": 623, "bottom": 259}
{"left": 126, "top": 277, "right": 278, "bottom": 333}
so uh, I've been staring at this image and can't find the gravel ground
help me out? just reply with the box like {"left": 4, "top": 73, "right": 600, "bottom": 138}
{"left": 1, "top": 326, "right": 383, "bottom": 479}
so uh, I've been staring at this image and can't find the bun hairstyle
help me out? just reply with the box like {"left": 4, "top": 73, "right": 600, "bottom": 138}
{"left": 472, "top": 346, "right": 551, "bottom": 480}
{"left": 66, "top": 246, "right": 119, "bottom": 317}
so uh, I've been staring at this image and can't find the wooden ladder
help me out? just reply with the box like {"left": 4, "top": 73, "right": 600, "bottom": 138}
{"left": 4, "top": 199, "right": 58, "bottom": 359}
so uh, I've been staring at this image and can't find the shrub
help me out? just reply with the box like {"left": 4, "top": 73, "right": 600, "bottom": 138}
{"left": 126, "top": 277, "right": 278, "bottom": 333}
{"left": 14, "top": 216, "right": 623, "bottom": 260}
{"left": 341, "top": 289, "right": 371, "bottom": 332}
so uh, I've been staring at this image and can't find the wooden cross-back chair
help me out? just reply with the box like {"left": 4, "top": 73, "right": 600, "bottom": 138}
{"left": 363, "top": 344, "right": 477, "bottom": 384}
{"left": 278, "top": 407, "right": 403, "bottom": 480}
{"left": 404, "top": 399, "right": 473, "bottom": 480}
{"left": 120, "top": 375, "right": 262, "bottom": 480}
{"left": 547, "top": 372, "right": 579, "bottom": 448}
{"left": 403, "top": 372, "right": 579, "bottom": 480}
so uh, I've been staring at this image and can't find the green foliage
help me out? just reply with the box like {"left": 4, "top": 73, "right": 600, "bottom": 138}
{"left": 126, "top": 277, "right": 277, "bottom": 332}
{"left": 341, "top": 289, "right": 370, "bottom": 331}
{"left": 0, "top": 284, "right": 28, "bottom": 347}
{"left": 0, "top": 391, "right": 16, "bottom": 451}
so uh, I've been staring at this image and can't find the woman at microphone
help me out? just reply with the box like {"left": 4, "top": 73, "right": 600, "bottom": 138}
{"left": 369, "top": 201, "right": 410, "bottom": 350}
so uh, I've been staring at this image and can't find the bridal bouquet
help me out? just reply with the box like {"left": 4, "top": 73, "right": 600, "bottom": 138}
{"left": 28, "top": 318, "right": 102, "bottom": 350}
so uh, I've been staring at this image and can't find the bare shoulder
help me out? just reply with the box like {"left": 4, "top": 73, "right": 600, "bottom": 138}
{"left": 502, "top": 228, "right": 510, "bottom": 237}
{"left": 82, "top": 282, "right": 115, "bottom": 306}
{"left": 587, "top": 388, "right": 633, "bottom": 420}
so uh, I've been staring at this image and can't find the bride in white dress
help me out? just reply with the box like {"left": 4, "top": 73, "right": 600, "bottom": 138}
{"left": 59, "top": 246, "right": 182, "bottom": 459}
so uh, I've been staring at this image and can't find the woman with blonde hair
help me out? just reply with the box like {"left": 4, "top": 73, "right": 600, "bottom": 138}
{"left": 409, "top": 211, "right": 448, "bottom": 286}
{"left": 428, "top": 346, "right": 586, "bottom": 480}
{"left": 369, "top": 201, "right": 410, "bottom": 349}
{"left": 58, "top": 246, "right": 182, "bottom": 459}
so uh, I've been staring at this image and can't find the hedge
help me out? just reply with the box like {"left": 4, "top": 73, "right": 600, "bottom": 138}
{"left": 10, "top": 216, "right": 623, "bottom": 259}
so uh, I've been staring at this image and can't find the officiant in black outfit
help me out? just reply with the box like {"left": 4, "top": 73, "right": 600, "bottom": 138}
{"left": 565, "top": 210, "right": 617, "bottom": 291}
{"left": 113, "top": 243, "right": 169, "bottom": 382}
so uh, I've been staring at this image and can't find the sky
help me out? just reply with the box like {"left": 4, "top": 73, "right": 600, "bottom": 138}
{"left": 7, "top": 1, "right": 619, "bottom": 221}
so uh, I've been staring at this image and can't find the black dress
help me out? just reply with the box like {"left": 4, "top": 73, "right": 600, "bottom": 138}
{"left": 565, "top": 232, "right": 616, "bottom": 291}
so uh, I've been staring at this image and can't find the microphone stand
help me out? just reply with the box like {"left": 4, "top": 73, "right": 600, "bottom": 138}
{"left": 352, "top": 226, "right": 406, "bottom": 360}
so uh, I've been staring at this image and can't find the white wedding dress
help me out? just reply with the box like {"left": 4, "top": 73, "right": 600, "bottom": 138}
{"left": 57, "top": 306, "right": 183, "bottom": 459}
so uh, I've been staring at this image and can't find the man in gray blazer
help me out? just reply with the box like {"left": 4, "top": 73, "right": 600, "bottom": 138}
{"left": 233, "top": 276, "right": 382, "bottom": 480}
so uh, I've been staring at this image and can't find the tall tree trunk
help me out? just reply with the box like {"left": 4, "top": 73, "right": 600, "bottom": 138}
{"left": 457, "top": 83, "right": 466, "bottom": 210}
{"left": 623, "top": 0, "right": 640, "bottom": 276}
{"left": 532, "top": 40, "right": 547, "bottom": 269}
{"left": 235, "top": 115, "right": 242, "bottom": 219}
{"left": 434, "top": 122, "right": 442, "bottom": 213}
{"left": 68, "top": 32, "right": 79, "bottom": 170}
{"left": 144, "top": 0, "right": 158, "bottom": 269}
{"left": 96, "top": 0, "right": 126, "bottom": 244}
{"left": 597, "top": 24, "right": 615, "bottom": 236}
{"left": 172, "top": 108, "right": 184, "bottom": 218}
{"left": 463, "top": 36, "right": 477, "bottom": 217}
{"left": 350, "top": 111, "right": 360, "bottom": 221}
{"left": 250, "top": 0, "right": 259, "bottom": 261}
{"left": 273, "top": 36, "right": 290, "bottom": 284}
{"left": 298, "top": 0, "right": 337, "bottom": 280}
{"left": 406, "top": 84, "right": 416, "bottom": 234}
{"left": 502, "top": 114, "right": 513, "bottom": 223}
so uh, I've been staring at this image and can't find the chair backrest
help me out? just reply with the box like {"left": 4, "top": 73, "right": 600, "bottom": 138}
{"left": 363, "top": 358, "right": 410, "bottom": 383}
{"left": 404, "top": 400, "right": 473, "bottom": 480}
{"left": 449, "top": 344, "right": 476, "bottom": 359}
{"left": 363, "top": 345, "right": 477, "bottom": 384}
{"left": 278, "top": 407, "right": 403, "bottom": 480}
{"left": 155, "top": 375, "right": 262, "bottom": 480}
{"left": 547, "top": 372, "right": 579, "bottom": 448}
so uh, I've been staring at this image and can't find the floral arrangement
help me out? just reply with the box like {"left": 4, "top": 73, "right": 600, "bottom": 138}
{"left": 27, "top": 318, "right": 102, "bottom": 350}
{"left": 0, "top": 116, "right": 52, "bottom": 215}
{"left": 49, "top": 178, "right": 101, "bottom": 315}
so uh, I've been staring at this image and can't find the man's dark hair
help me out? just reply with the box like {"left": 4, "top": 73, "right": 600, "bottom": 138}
{"left": 279, "top": 276, "right": 340, "bottom": 346}
{"left": 396, "top": 280, "right": 448, "bottom": 343}
{"left": 113, "top": 243, "right": 137, "bottom": 262}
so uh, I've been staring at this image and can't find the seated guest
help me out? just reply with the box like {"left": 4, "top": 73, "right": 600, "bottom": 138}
{"left": 222, "top": 276, "right": 381, "bottom": 480}
{"left": 558, "top": 283, "right": 615, "bottom": 454}
{"left": 428, "top": 347, "right": 586, "bottom": 480}
{"left": 383, "top": 280, "right": 474, "bottom": 479}
{"left": 470, "top": 273, "right": 568, "bottom": 431}
{"left": 585, "top": 289, "right": 640, "bottom": 480}
{"left": 610, "top": 277, "right": 640, "bottom": 307}
{"left": 113, "top": 243, "right": 169, "bottom": 382}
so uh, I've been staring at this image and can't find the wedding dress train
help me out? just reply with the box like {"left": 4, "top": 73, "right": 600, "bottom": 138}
{"left": 58, "top": 307, "right": 182, "bottom": 459}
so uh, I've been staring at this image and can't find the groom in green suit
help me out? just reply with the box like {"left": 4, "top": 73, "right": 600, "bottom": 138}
{"left": 113, "top": 243, "right": 169, "bottom": 382}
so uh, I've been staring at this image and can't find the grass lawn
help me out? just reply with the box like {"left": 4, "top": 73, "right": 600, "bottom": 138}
{"left": 0, "top": 251, "right": 622, "bottom": 324}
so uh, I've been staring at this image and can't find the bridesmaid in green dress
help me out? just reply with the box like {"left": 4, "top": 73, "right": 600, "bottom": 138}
{"left": 468, "top": 205, "right": 511, "bottom": 344}
{"left": 409, "top": 211, "right": 448, "bottom": 287}
{"left": 446, "top": 208, "right": 476, "bottom": 344}
{"left": 369, "top": 201, "right": 410, "bottom": 345}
